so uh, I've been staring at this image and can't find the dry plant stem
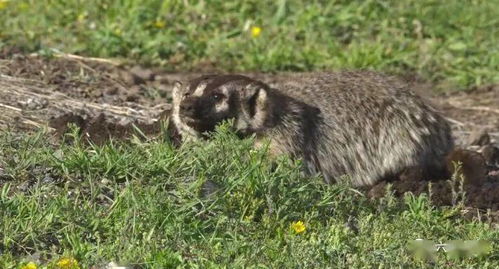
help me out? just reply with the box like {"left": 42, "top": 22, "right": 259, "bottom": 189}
{"left": 448, "top": 100, "right": 499, "bottom": 115}
{"left": 52, "top": 52, "right": 121, "bottom": 66}
{"left": 449, "top": 161, "right": 466, "bottom": 207}
{"left": 0, "top": 74, "right": 165, "bottom": 131}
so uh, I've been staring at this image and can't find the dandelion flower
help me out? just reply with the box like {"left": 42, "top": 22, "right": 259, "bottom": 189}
{"left": 291, "top": 220, "right": 306, "bottom": 234}
{"left": 56, "top": 257, "right": 80, "bottom": 269}
{"left": 0, "top": 0, "right": 9, "bottom": 10}
{"left": 21, "top": 262, "right": 37, "bottom": 269}
{"left": 251, "top": 26, "right": 262, "bottom": 38}
{"left": 153, "top": 20, "right": 166, "bottom": 29}
{"left": 77, "top": 12, "right": 87, "bottom": 22}
{"left": 18, "top": 2, "right": 29, "bottom": 10}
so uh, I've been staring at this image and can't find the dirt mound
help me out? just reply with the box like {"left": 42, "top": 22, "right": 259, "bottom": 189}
{"left": 0, "top": 52, "right": 180, "bottom": 142}
{"left": 0, "top": 48, "right": 170, "bottom": 106}
{"left": 48, "top": 111, "right": 169, "bottom": 145}
{"left": 1, "top": 52, "right": 499, "bottom": 214}
{"left": 365, "top": 141, "right": 499, "bottom": 210}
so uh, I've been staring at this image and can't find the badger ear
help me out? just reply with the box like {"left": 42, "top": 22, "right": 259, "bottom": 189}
{"left": 240, "top": 82, "right": 269, "bottom": 128}
{"left": 172, "top": 81, "right": 183, "bottom": 103}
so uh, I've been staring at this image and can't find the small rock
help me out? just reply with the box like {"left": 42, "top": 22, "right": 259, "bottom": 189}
{"left": 42, "top": 174, "right": 55, "bottom": 184}
{"left": 467, "top": 129, "right": 491, "bottom": 146}
{"left": 17, "top": 97, "right": 49, "bottom": 110}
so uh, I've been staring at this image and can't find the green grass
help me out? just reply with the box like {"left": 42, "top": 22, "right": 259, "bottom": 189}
{"left": 1, "top": 2, "right": 499, "bottom": 266}
{"left": 1, "top": 0, "right": 498, "bottom": 90}
{"left": 0, "top": 125, "right": 498, "bottom": 268}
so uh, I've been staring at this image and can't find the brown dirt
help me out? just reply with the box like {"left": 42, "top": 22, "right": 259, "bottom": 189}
{"left": 0, "top": 51, "right": 498, "bottom": 218}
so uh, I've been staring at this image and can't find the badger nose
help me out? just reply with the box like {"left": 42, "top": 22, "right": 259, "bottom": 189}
{"left": 180, "top": 103, "right": 193, "bottom": 112}
{"left": 179, "top": 99, "right": 197, "bottom": 118}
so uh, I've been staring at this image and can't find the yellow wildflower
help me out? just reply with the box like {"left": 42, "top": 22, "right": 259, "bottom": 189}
{"left": 56, "top": 257, "right": 80, "bottom": 269}
{"left": 0, "top": 0, "right": 9, "bottom": 10}
{"left": 251, "top": 26, "right": 262, "bottom": 38}
{"left": 77, "top": 12, "right": 87, "bottom": 22}
{"left": 291, "top": 220, "right": 306, "bottom": 234}
{"left": 153, "top": 20, "right": 166, "bottom": 29}
{"left": 21, "top": 262, "right": 37, "bottom": 269}
{"left": 18, "top": 2, "right": 29, "bottom": 10}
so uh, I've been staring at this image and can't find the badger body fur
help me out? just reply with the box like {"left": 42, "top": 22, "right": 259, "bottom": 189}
{"left": 170, "top": 72, "right": 454, "bottom": 186}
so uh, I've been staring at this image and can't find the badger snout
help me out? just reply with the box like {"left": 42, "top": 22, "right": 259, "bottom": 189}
{"left": 179, "top": 97, "right": 200, "bottom": 120}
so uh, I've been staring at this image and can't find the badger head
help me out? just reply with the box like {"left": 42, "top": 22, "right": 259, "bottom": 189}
{"left": 171, "top": 74, "right": 273, "bottom": 140}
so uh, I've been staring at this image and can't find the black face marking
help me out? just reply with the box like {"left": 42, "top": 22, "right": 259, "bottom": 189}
{"left": 188, "top": 74, "right": 217, "bottom": 93}
{"left": 201, "top": 75, "right": 251, "bottom": 94}
{"left": 247, "top": 88, "right": 259, "bottom": 118}
{"left": 179, "top": 74, "right": 257, "bottom": 134}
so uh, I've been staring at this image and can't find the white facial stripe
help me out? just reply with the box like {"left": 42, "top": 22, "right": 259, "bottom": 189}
{"left": 172, "top": 83, "right": 182, "bottom": 104}
{"left": 192, "top": 82, "right": 207, "bottom": 97}
{"left": 172, "top": 105, "right": 201, "bottom": 141}
{"left": 251, "top": 88, "right": 268, "bottom": 127}
{"left": 215, "top": 100, "right": 229, "bottom": 113}
{"left": 172, "top": 87, "right": 181, "bottom": 114}
{"left": 219, "top": 85, "right": 229, "bottom": 95}
{"left": 214, "top": 85, "right": 232, "bottom": 112}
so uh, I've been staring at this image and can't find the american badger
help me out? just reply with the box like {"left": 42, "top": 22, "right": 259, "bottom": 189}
{"left": 170, "top": 72, "right": 454, "bottom": 186}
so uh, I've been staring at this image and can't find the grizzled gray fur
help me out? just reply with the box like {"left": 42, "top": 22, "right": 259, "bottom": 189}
{"left": 170, "top": 72, "right": 454, "bottom": 186}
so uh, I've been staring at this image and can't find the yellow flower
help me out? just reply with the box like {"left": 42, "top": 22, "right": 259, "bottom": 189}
{"left": 291, "top": 220, "right": 306, "bottom": 234}
{"left": 21, "top": 262, "right": 37, "bottom": 269}
{"left": 18, "top": 2, "right": 29, "bottom": 10}
{"left": 251, "top": 26, "right": 262, "bottom": 38}
{"left": 0, "top": 0, "right": 10, "bottom": 10}
{"left": 56, "top": 257, "right": 80, "bottom": 269}
{"left": 77, "top": 12, "right": 87, "bottom": 22}
{"left": 153, "top": 20, "right": 166, "bottom": 29}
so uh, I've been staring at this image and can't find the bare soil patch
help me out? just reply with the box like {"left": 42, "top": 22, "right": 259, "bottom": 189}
{"left": 0, "top": 51, "right": 498, "bottom": 218}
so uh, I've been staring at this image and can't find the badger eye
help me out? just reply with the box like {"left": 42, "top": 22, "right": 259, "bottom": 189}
{"left": 212, "top": 93, "right": 225, "bottom": 101}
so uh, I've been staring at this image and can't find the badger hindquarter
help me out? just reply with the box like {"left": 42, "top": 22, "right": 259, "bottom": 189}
{"left": 264, "top": 74, "right": 454, "bottom": 187}
{"left": 310, "top": 90, "right": 453, "bottom": 186}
